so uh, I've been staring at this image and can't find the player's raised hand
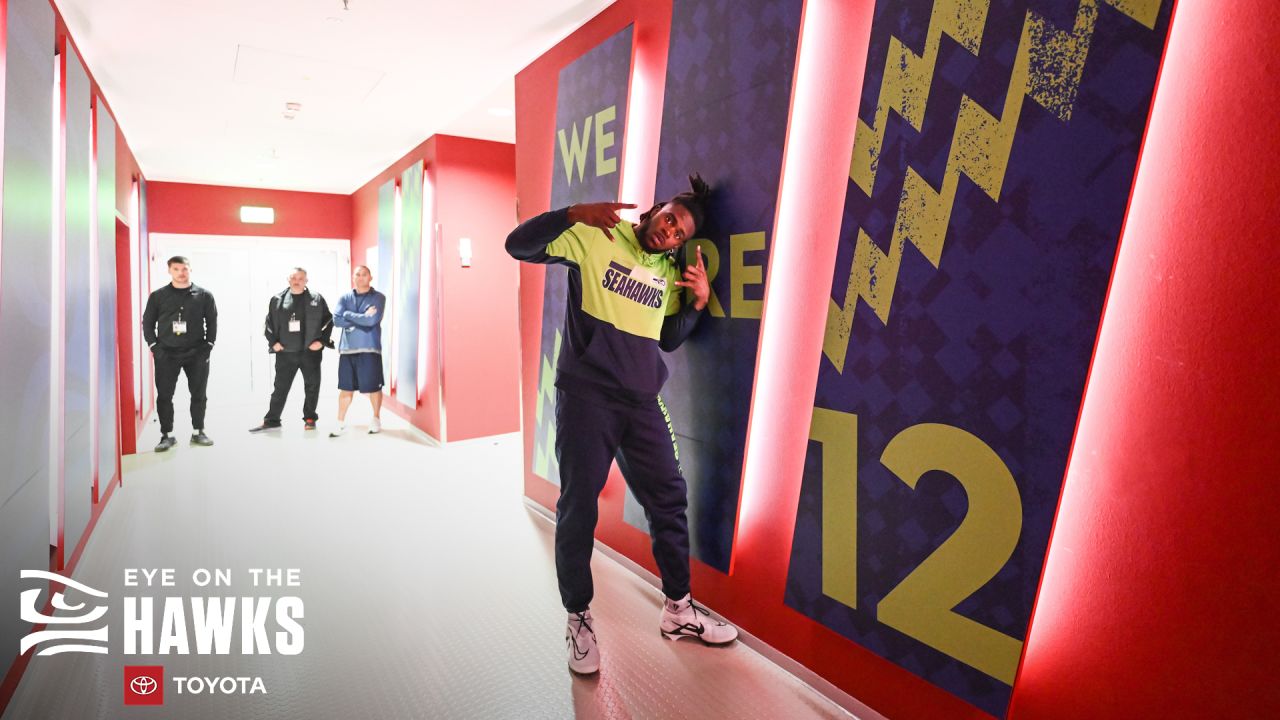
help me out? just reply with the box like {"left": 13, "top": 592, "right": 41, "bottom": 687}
{"left": 568, "top": 202, "right": 637, "bottom": 241}
{"left": 674, "top": 245, "right": 710, "bottom": 311}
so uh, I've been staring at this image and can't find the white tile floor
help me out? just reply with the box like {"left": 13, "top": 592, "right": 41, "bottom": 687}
{"left": 5, "top": 399, "right": 863, "bottom": 720}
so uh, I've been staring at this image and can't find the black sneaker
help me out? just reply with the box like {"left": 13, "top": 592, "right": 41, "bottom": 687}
{"left": 155, "top": 435, "right": 177, "bottom": 452}
{"left": 303, "top": 419, "right": 317, "bottom": 430}
{"left": 190, "top": 431, "right": 214, "bottom": 446}
{"left": 249, "top": 422, "right": 282, "bottom": 433}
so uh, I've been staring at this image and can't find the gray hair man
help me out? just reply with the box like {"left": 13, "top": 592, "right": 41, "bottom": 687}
{"left": 250, "top": 267, "right": 333, "bottom": 432}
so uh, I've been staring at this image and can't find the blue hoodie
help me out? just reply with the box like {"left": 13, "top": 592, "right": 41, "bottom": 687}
{"left": 332, "top": 287, "right": 386, "bottom": 353}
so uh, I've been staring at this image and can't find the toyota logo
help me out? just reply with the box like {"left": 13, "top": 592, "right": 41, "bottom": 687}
{"left": 130, "top": 676, "right": 158, "bottom": 695}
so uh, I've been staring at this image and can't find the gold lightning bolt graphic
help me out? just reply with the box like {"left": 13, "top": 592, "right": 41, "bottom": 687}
{"left": 848, "top": 0, "right": 992, "bottom": 197}
{"left": 825, "top": 0, "right": 1160, "bottom": 373}
{"left": 533, "top": 330, "right": 562, "bottom": 478}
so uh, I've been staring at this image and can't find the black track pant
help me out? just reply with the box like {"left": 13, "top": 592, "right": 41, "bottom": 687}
{"left": 265, "top": 350, "right": 322, "bottom": 423}
{"left": 554, "top": 388, "right": 691, "bottom": 613}
{"left": 154, "top": 348, "right": 210, "bottom": 434}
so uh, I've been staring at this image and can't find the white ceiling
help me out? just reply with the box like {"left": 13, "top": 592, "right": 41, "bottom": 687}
{"left": 56, "top": 0, "right": 614, "bottom": 194}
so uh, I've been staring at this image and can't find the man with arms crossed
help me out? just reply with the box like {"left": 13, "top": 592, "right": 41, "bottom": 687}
{"left": 505, "top": 175, "right": 737, "bottom": 676}
{"left": 143, "top": 255, "right": 217, "bottom": 451}
{"left": 329, "top": 265, "right": 386, "bottom": 436}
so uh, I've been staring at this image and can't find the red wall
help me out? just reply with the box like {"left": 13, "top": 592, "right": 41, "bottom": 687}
{"left": 114, "top": 124, "right": 140, "bottom": 217}
{"left": 147, "top": 181, "right": 352, "bottom": 239}
{"left": 1006, "top": 0, "right": 1280, "bottom": 717}
{"left": 114, "top": 127, "right": 142, "bottom": 453}
{"left": 514, "top": 0, "right": 673, "bottom": 513}
{"left": 730, "top": 2, "right": 987, "bottom": 718}
{"left": 351, "top": 136, "right": 442, "bottom": 440}
{"left": 113, "top": 218, "right": 134, "bottom": 455}
{"left": 50, "top": 9, "right": 148, "bottom": 462}
{"left": 434, "top": 137, "right": 519, "bottom": 442}
{"left": 513, "top": 3, "right": 987, "bottom": 719}
{"left": 3, "top": 6, "right": 143, "bottom": 716}
{"left": 514, "top": 0, "right": 1280, "bottom": 718}
{"left": 350, "top": 134, "right": 519, "bottom": 443}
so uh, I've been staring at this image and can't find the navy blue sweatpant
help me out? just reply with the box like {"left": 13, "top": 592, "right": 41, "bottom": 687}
{"left": 554, "top": 388, "right": 691, "bottom": 613}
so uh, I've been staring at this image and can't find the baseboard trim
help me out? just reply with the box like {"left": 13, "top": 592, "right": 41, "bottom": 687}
{"left": 523, "top": 499, "right": 887, "bottom": 720}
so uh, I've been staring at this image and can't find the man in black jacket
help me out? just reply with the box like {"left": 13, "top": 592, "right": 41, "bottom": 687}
{"left": 250, "top": 267, "right": 333, "bottom": 432}
{"left": 142, "top": 255, "right": 217, "bottom": 451}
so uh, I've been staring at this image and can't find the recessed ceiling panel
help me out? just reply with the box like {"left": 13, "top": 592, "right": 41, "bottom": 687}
{"left": 53, "top": 0, "right": 613, "bottom": 192}
{"left": 232, "top": 44, "right": 384, "bottom": 102}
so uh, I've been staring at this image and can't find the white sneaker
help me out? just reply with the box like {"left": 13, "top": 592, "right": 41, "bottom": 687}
{"left": 329, "top": 425, "right": 346, "bottom": 438}
{"left": 566, "top": 610, "right": 600, "bottom": 674}
{"left": 369, "top": 417, "right": 382, "bottom": 434}
{"left": 660, "top": 593, "right": 738, "bottom": 645}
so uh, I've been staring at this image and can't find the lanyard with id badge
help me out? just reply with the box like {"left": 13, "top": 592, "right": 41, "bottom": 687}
{"left": 289, "top": 314, "right": 301, "bottom": 333}
{"left": 172, "top": 308, "right": 187, "bottom": 336}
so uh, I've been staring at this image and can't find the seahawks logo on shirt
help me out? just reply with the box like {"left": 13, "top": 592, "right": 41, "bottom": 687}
{"left": 601, "top": 261, "right": 666, "bottom": 309}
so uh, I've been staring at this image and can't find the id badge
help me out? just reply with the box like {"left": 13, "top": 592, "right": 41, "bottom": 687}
{"left": 289, "top": 319, "right": 301, "bottom": 333}
{"left": 172, "top": 320, "right": 187, "bottom": 335}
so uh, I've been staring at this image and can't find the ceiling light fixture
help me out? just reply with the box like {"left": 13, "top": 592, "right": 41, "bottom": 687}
{"left": 240, "top": 206, "right": 275, "bottom": 224}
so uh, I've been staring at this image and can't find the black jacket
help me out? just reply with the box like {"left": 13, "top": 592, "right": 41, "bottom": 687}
{"left": 142, "top": 283, "right": 218, "bottom": 351}
{"left": 264, "top": 288, "right": 333, "bottom": 353}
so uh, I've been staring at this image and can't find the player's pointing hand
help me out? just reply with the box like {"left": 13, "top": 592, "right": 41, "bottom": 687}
{"left": 568, "top": 202, "right": 637, "bottom": 241}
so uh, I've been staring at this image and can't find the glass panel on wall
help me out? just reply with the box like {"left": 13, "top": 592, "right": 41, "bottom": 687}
{"left": 63, "top": 47, "right": 93, "bottom": 558}
{"left": 395, "top": 161, "right": 423, "bottom": 408}
{"left": 0, "top": 0, "right": 56, "bottom": 659}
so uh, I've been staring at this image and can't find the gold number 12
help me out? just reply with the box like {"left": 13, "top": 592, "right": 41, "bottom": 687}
{"left": 812, "top": 408, "right": 1024, "bottom": 684}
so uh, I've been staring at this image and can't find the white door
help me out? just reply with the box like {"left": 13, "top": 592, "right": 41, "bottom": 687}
{"left": 150, "top": 234, "right": 350, "bottom": 419}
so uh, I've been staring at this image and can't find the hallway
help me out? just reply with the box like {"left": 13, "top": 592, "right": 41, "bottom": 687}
{"left": 4, "top": 402, "right": 859, "bottom": 720}
{"left": 2, "top": 0, "right": 1272, "bottom": 716}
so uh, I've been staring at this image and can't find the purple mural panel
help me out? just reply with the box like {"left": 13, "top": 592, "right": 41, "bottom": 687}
{"left": 640, "top": 0, "right": 804, "bottom": 572}
{"left": 784, "top": 0, "right": 1173, "bottom": 715}
{"left": 532, "top": 26, "right": 634, "bottom": 486}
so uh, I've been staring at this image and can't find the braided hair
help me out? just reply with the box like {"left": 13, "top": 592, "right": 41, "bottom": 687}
{"left": 640, "top": 173, "right": 711, "bottom": 236}
{"left": 668, "top": 173, "right": 710, "bottom": 236}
